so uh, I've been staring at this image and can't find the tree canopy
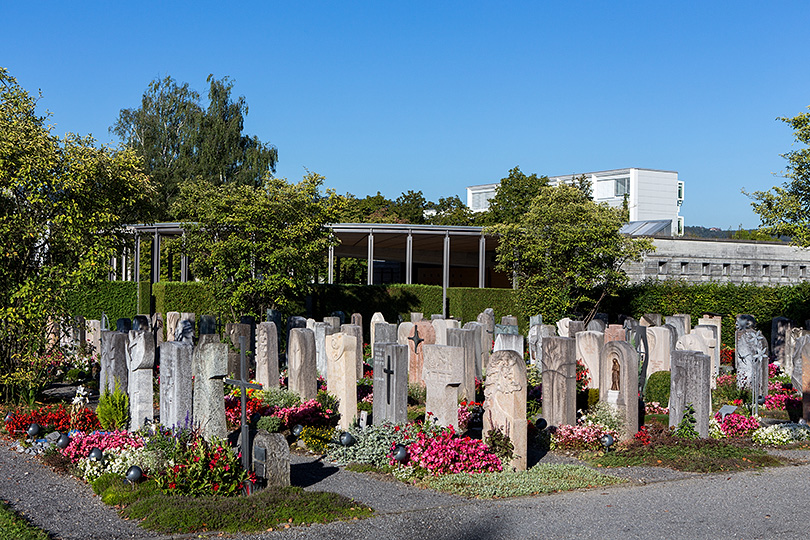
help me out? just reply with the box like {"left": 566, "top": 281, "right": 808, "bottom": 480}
{"left": 749, "top": 106, "right": 810, "bottom": 246}
{"left": 111, "top": 75, "right": 277, "bottom": 221}
{"left": 0, "top": 67, "right": 153, "bottom": 401}
{"left": 488, "top": 182, "right": 652, "bottom": 322}
{"left": 483, "top": 166, "right": 549, "bottom": 225}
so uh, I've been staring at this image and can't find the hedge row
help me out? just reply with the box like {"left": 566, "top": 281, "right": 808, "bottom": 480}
{"left": 152, "top": 281, "right": 217, "bottom": 318}
{"left": 64, "top": 281, "right": 137, "bottom": 323}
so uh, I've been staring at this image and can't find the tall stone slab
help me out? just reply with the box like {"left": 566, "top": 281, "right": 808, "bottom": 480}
{"left": 255, "top": 322, "right": 279, "bottom": 389}
{"left": 192, "top": 334, "right": 228, "bottom": 441}
{"left": 86, "top": 319, "right": 102, "bottom": 356}
{"left": 693, "top": 325, "right": 719, "bottom": 383}
{"left": 576, "top": 331, "right": 603, "bottom": 390}
{"left": 494, "top": 333, "right": 524, "bottom": 358}
{"left": 373, "top": 322, "right": 398, "bottom": 361}
{"left": 127, "top": 330, "right": 155, "bottom": 430}
{"left": 341, "top": 324, "right": 364, "bottom": 379}
{"left": 641, "top": 313, "right": 662, "bottom": 327}
{"left": 397, "top": 322, "right": 414, "bottom": 346}
{"left": 350, "top": 313, "right": 363, "bottom": 334}
{"left": 159, "top": 341, "right": 193, "bottom": 429}
{"left": 698, "top": 315, "right": 722, "bottom": 345}
{"left": 447, "top": 327, "right": 476, "bottom": 401}
{"left": 288, "top": 328, "right": 317, "bottom": 401}
{"left": 423, "top": 345, "right": 464, "bottom": 429}
{"left": 323, "top": 316, "right": 341, "bottom": 331}
{"left": 501, "top": 315, "right": 518, "bottom": 326}
{"left": 462, "top": 321, "right": 485, "bottom": 379}
{"left": 587, "top": 319, "right": 606, "bottom": 333}
{"left": 735, "top": 315, "right": 769, "bottom": 398}
{"left": 541, "top": 336, "right": 577, "bottom": 428}
{"left": 100, "top": 330, "right": 128, "bottom": 394}
{"left": 326, "top": 333, "right": 358, "bottom": 430}
{"left": 669, "top": 350, "right": 712, "bottom": 438}
{"left": 477, "top": 309, "right": 495, "bottom": 352}
{"left": 373, "top": 343, "right": 408, "bottom": 425}
{"left": 600, "top": 341, "right": 639, "bottom": 440}
{"left": 556, "top": 317, "right": 572, "bottom": 338}
{"left": 225, "top": 323, "right": 251, "bottom": 379}
{"left": 166, "top": 311, "right": 181, "bottom": 342}
{"left": 529, "top": 325, "right": 557, "bottom": 369}
{"left": 410, "top": 312, "right": 424, "bottom": 323}
{"left": 433, "top": 318, "right": 450, "bottom": 345}
{"left": 407, "top": 321, "right": 435, "bottom": 386}
{"left": 666, "top": 315, "right": 689, "bottom": 340}
{"left": 604, "top": 324, "right": 625, "bottom": 343}
{"left": 568, "top": 320, "right": 585, "bottom": 338}
{"left": 313, "top": 322, "right": 335, "bottom": 378}
{"left": 483, "top": 350, "right": 527, "bottom": 471}
{"left": 646, "top": 326, "right": 672, "bottom": 377}
{"left": 786, "top": 327, "right": 810, "bottom": 385}
{"left": 771, "top": 317, "right": 792, "bottom": 367}
{"left": 662, "top": 323, "right": 679, "bottom": 351}
{"left": 369, "top": 312, "right": 386, "bottom": 349}
{"left": 286, "top": 316, "right": 307, "bottom": 350}
{"left": 795, "top": 336, "right": 810, "bottom": 421}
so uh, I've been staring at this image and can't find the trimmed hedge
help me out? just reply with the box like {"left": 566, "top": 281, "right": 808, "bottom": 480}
{"left": 153, "top": 282, "right": 217, "bottom": 318}
{"left": 65, "top": 281, "right": 137, "bottom": 322}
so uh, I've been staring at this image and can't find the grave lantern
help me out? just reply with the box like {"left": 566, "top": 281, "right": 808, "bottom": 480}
{"left": 392, "top": 443, "right": 409, "bottom": 463}
{"left": 535, "top": 418, "right": 548, "bottom": 431}
{"left": 292, "top": 424, "right": 304, "bottom": 438}
{"left": 4, "top": 412, "right": 14, "bottom": 424}
{"left": 27, "top": 423, "right": 40, "bottom": 438}
{"left": 125, "top": 466, "right": 143, "bottom": 484}
{"left": 600, "top": 434, "right": 615, "bottom": 451}
{"left": 56, "top": 433, "right": 71, "bottom": 449}
{"left": 339, "top": 432, "right": 356, "bottom": 447}
{"left": 88, "top": 447, "right": 103, "bottom": 462}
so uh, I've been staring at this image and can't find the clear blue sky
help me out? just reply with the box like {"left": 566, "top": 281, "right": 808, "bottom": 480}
{"left": 4, "top": 1, "right": 809, "bottom": 229}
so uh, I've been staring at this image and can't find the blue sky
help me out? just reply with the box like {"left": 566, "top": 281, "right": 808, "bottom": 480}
{"left": 4, "top": 1, "right": 809, "bottom": 228}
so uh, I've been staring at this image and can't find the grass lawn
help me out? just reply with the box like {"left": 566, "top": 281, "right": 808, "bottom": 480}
{"left": 0, "top": 501, "right": 50, "bottom": 540}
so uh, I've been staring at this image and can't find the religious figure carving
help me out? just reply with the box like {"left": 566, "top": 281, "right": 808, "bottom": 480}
{"left": 611, "top": 358, "right": 620, "bottom": 391}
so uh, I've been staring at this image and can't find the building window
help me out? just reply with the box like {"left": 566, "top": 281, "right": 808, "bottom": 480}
{"left": 722, "top": 263, "right": 730, "bottom": 276}
{"left": 658, "top": 261, "right": 667, "bottom": 274}
{"left": 743, "top": 264, "right": 750, "bottom": 276}
{"left": 681, "top": 262, "right": 688, "bottom": 274}
{"left": 762, "top": 265, "right": 770, "bottom": 277}
{"left": 782, "top": 265, "right": 789, "bottom": 277}
{"left": 614, "top": 177, "right": 630, "bottom": 197}
{"left": 702, "top": 263, "right": 710, "bottom": 275}
{"left": 471, "top": 190, "right": 495, "bottom": 211}
{"left": 801, "top": 266, "right": 807, "bottom": 278}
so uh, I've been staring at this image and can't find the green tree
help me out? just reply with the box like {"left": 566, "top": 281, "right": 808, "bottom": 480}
{"left": 427, "top": 195, "right": 476, "bottom": 226}
{"left": 172, "top": 173, "right": 340, "bottom": 319}
{"left": 488, "top": 183, "right": 652, "bottom": 322}
{"left": 111, "top": 75, "right": 277, "bottom": 220}
{"left": 392, "top": 190, "right": 428, "bottom": 223}
{"left": 748, "top": 106, "right": 810, "bottom": 245}
{"left": 0, "top": 67, "right": 153, "bottom": 401}
{"left": 484, "top": 166, "right": 550, "bottom": 225}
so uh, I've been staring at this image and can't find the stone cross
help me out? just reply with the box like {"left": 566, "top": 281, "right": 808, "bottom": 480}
{"left": 373, "top": 343, "right": 408, "bottom": 424}
{"left": 423, "top": 344, "right": 464, "bottom": 429}
{"left": 127, "top": 329, "right": 155, "bottom": 430}
{"left": 326, "top": 333, "right": 358, "bottom": 430}
{"left": 483, "top": 350, "right": 527, "bottom": 471}
{"left": 541, "top": 337, "right": 577, "bottom": 428}
{"left": 225, "top": 336, "right": 263, "bottom": 474}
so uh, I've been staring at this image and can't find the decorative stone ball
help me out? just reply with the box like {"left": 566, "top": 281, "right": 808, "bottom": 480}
{"left": 88, "top": 447, "right": 104, "bottom": 462}
{"left": 535, "top": 418, "right": 548, "bottom": 431}
{"left": 600, "top": 434, "right": 615, "bottom": 450}
{"left": 392, "top": 443, "right": 409, "bottom": 463}
{"left": 56, "top": 433, "right": 71, "bottom": 449}
{"left": 339, "top": 432, "right": 356, "bottom": 447}
{"left": 292, "top": 424, "right": 304, "bottom": 438}
{"left": 4, "top": 412, "right": 14, "bottom": 424}
{"left": 27, "top": 423, "right": 40, "bottom": 438}
{"left": 757, "top": 395, "right": 766, "bottom": 405}
{"left": 125, "top": 466, "right": 143, "bottom": 484}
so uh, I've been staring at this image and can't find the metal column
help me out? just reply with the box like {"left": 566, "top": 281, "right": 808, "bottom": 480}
{"left": 405, "top": 231, "right": 413, "bottom": 284}
{"left": 367, "top": 231, "right": 374, "bottom": 285}
{"left": 328, "top": 245, "right": 335, "bottom": 284}
{"left": 152, "top": 231, "right": 161, "bottom": 284}
{"left": 442, "top": 232, "right": 450, "bottom": 318}
{"left": 478, "top": 235, "right": 486, "bottom": 288}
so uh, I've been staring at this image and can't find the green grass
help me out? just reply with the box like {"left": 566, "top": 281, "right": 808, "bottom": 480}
{"left": 420, "top": 464, "right": 625, "bottom": 499}
{"left": 95, "top": 479, "right": 373, "bottom": 534}
{"left": 0, "top": 501, "right": 51, "bottom": 540}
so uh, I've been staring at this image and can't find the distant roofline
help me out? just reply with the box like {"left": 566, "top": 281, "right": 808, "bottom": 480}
{"left": 467, "top": 167, "right": 679, "bottom": 190}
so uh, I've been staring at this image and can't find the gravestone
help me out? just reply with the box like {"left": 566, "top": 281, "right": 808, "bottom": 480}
{"left": 313, "top": 322, "right": 336, "bottom": 378}
{"left": 331, "top": 311, "right": 347, "bottom": 325}
{"left": 350, "top": 312, "right": 362, "bottom": 331}
{"left": 604, "top": 324, "right": 625, "bottom": 343}
{"left": 661, "top": 323, "right": 679, "bottom": 351}
{"left": 646, "top": 326, "right": 672, "bottom": 377}
{"left": 576, "top": 331, "right": 603, "bottom": 390}
{"left": 86, "top": 319, "right": 102, "bottom": 357}
{"left": 252, "top": 430, "right": 290, "bottom": 487}
{"left": 369, "top": 312, "right": 386, "bottom": 348}
{"left": 152, "top": 313, "right": 164, "bottom": 345}
{"left": 541, "top": 337, "right": 577, "bottom": 428}
{"left": 288, "top": 328, "right": 317, "bottom": 401}
{"left": 556, "top": 317, "right": 571, "bottom": 338}
{"left": 772, "top": 317, "right": 792, "bottom": 367}
{"left": 255, "top": 322, "right": 279, "bottom": 389}
{"left": 410, "top": 312, "right": 424, "bottom": 323}
{"left": 786, "top": 327, "right": 810, "bottom": 384}
{"left": 373, "top": 322, "right": 398, "bottom": 361}
{"left": 599, "top": 341, "right": 639, "bottom": 440}
{"left": 286, "top": 316, "right": 308, "bottom": 351}
{"left": 530, "top": 314, "right": 542, "bottom": 327}
{"left": 423, "top": 344, "right": 464, "bottom": 429}
{"left": 239, "top": 315, "right": 257, "bottom": 365}
{"left": 192, "top": 334, "right": 228, "bottom": 441}
{"left": 477, "top": 309, "right": 495, "bottom": 352}
{"left": 407, "top": 321, "right": 435, "bottom": 385}
{"left": 266, "top": 309, "right": 283, "bottom": 342}
{"left": 175, "top": 319, "right": 194, "bottom": 344}
{"left": 431, "top": 314, "right": 444, "bottom": 320}
{"left": 669, "top": 350, "right": 712, "bottom": 438}
{"left": 100, "top": 330, "right": 128, "bottom": 394}
{"left": 116, "top": 318, "right": 132, "bottom": 333}
{"left": 447, "top": 327, "right": 476, "bottom": 401}
{"left": 462, "top": 321, "right": 485, "bottom": 379}
{"left": 397, "top": 321, "right": 414, "bottom": 346}
{"left": 127, "top": 329, "right": 155, "bottom": 430}
{"left": 641, "top": 313, "right": 662, "bottom": 327}
{"left": 587, "top": 319, "right": 606, "bottom": 333}
{"left": 326, "top": 333, "right": 358, "bottom": 430}
{"left": 530, "top": 325, "right": 558, "bottom": 369}
{"left": 306, "top": 318, "right": 316, "bottom": 331}
{"left": 166, "top": 312, "right": 180, "bottom": 341}
{"left": 495, "top": 323, "right": 519, "bottom": 335}
{"left": 226, "top": 323, "right": 251, "bottom": 379}
{"left": 373, "top": 343, "right": 408, "bottom": 424}
{"left": 483, "top": 350, "right": 527, "bottom": 471}
{"left": 225, "top": 336, "right": 263, "bottom": 474}
{"left": 433, "top": 318, "right": 450, "bottom": 345}
{"left": 340, "top": 324, "right": 364, "bottom": 379}
{"left": 697, "top": 314, "right": 722, "bottom": 348}
{"left": 621, "top": 316, "right": 638, "bottom": 329}
{"left": 568, "top": 320, "right": 585, "bottom": 337}
{"left": 323, "top": 316, "right": 341, "bottom": 331}
{"left": 692, "top": 325, "right": 719, "bottom": 383}
{"left": 794, "top": 337, "right": 810, "bottom": 422}
{"left": 501, "top": 315, "right": 518, "bottom": 326}
{"left": 666, "top": 315, "right": 689, "bottom": 340}
{"left": 199, "top": 315, "right": 217, "bottom": 335}
{"left": 494, "top": 332, "right": 524, "bottom": 358}
{"left": 132, "top": 315, "right": 150, "bottom": 332}
{"left": 626, "top": 325, "right": 649, "bottom": 386}
{"left": 159, "top": 341, "right": 193, "bottom": 429}
{"left": 181, "top": 312, "right": 196, "bottom": 331}
{"left": 735, "top": 315, "right": 769, "bottom": 398}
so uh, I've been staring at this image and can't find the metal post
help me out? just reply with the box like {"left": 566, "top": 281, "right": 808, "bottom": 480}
{"left": 153, "top": 231, "right": 161, "bottom": 284}
{"left": 406, "top": 231, "right": 413, "bottom": 284}
{"left": 442, "top": 232, "right": 450, "bottom": 318}
{"left": 328, "top": 245, "right": 335, "bottom": 284}
{"left": 367, "top": 231, "right": 374, "bottom": 286}
{"left": 478, "top": 235, "right": 486, "bottom": 288}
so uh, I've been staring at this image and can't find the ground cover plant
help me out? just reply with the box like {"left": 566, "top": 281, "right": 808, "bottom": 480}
{"left": 0, "top": 500, "right": 51, "bottom": 540}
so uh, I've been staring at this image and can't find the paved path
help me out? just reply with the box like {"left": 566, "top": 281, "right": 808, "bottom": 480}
{"left": 3, "top": 438, "right": 810, "bottom": 540}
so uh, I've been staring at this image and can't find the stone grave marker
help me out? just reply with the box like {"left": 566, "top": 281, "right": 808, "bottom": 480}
{"left": 326, "top": 333, "right": 358, "bottom": 430}
{"left": 641, "top": 313, "right": 662, "bottom": 327}
{"left": 252, "top": 429, "right": 290, "bottom": 487}
{"left": 661, "top": 323, "right": 679, "bottom": 351}
{"left": 556, "top": 317, "right": 571, "bottom": 338}
{"left": 159, "top": 341, "right": 193, "bottom": 429}
{"left": 604, "top": 324, "right": 625, "bottom": 343}
{"left": 735, "top": 314, "right": 769, "bottom": 398}
{"left": 100, "top": 330, "right": 128, "bottom": 394}
{"left": 226, "top": 323, "right": 251, "bottom": 379}
{"left": 288, "top": 328, "right": 317, "bottom": 401}
{"left": 494, "top": 332, "right": 524, "bottom": 358}
{"left": 483, "top": 350, "right": 527, "bottom": 471}
{"left": 407, "top": 321, "right": 435, "bottom": 385}
{"left": 410, "top": 312, "right": 424, "bottom": 323}
{"left": 313, "top": 322, "right": 336, "bottom": 378}
{"left": 462, "top": 321, "right": 485, "bottom": 379}
{"left": 341, "top": 324, "right": 364, "bottom": 379}
{"left": 669, "top": 350, "right": 711, "bottom": 438}
{"left": 477, "top": 309, "right": 495, "bottom": 350}
{"left": 373, "top": 322, "right": 397, "bottom": 361}
{"left": 786, "top": 327, "right": 810, "bottom": 384}
{"left": 330, "top": 310, "right": 347, "bottom": 325}
{"left": 666, "top": 315, "right": 689, "bottom": 340}
{"left": 86, "top": 319, "right": 102, "bottom": 357}
{"left": 175, "top": 319, "right": 194, "bottom": 344}
{"left": 599, "top": 341, "right": 639, "bottom": 440}
{"left": 646, "top": 326, "right": 672, "bottom": 377}
{"left": 225, "top": 336, "right": 263, "bottom": 474}
{"left": 166, "top": 311, "right": 180, "bottom": 341}
{"left": 541, "top": 336, "right": 577, "bottom": 428}
{"left": 373, "top": 343, "right": 408, "bottom": 424}
{"left": 286, "top": 316, "right": 307, "bottom": 351}
{"left": 397, "top": 321, "right": 414, "bottom": 346}
{"left": 192, "top": 334, "right": 228, "bottom": 441}
{"left": 255, "top": 322, "right": 279, "bottom": 389}
{"left": 369, "top": 312, "right": 386, "bottom": 347}
{"left": 350, "top": 312, "right": 362, "bottom": 331}
{"left": 199, "top": 315, "right": 217, "bottom": 335}
{"left": 127, "top": 329, "right": 155, "bottom": 430}
{"left": 772, "top": 316, "right": 792, "bottom": 367}
{"left": 152, "top": 313, "right": 164, "bottom": 345}
{"left": 794, "top": 337, "right": 810, "bottom": 421}
{"left": 568, "top": 320, "right": 585, "bottom": 337}
{"left": 501, "top": 315, "right": 518, "bottom": 326}
{"left": 323, "top": 316, "right": 341, "bottom": 331}
{"left": 692, "top": 324, "right": 719, "bottom": 383}
{"left": 530, "top": 314, "right": 542, "bottom": 327}
{"left": 116, "top": 318, "right": 132, "bottom": 333}
{"left": 447, "top": 327, "right": 476, "bottom": 401}
{"left": 587, "top": 319, "right": 606, "bottom": 332}
{"left": 423, "top": 344, "right": 464, "bottom": 429}
{"left": 576, "top": 331, "right": 604, "bottom": 390}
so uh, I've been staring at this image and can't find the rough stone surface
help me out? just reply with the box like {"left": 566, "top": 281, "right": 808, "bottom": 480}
{"left": 373, "top": 343, "right": 408, "bottom": 424}
{"left": 494, "top": 332, "right": 523, "bottom": 358}
{"left": 423, "top": 344, "right": 464, "bottom": 429}
{"left": 735, "top": 315, "right": 769, "bottom": 397}
{"left": 85, "top": 319, "right": 101, "bottom": 357}
{"left": 604, "top": 324, "right": 626, "bottom": 343}
{"left": 587, "top": 319, "right": 606, "bottom": 332}
{"left": 463, "top": 321, "right": 485, "bottom": 379}
{"left": 541, "top": 337, "right": 577, "bottom": 428}
{"left": 410, "top": 312, "right": 423, "bottom": 323}
{"left": 771, "top": 316, "right": 792, "bottom": 367}
{"left": 369, "top": 312, "right": 386, "bottom": 348}
{"left": 407, "top": 321, "right": 435, "bottom": 385}
{"left": 447, "top": 327, "right": 476, "bottom": 401}
{"left": 568, "top": 320, "right": 585, "bottom": 337}
{"left": 252, "top": 430, "right": 291, "bottom": 487}
{"left": 256, "top": 321, "right": 279, "bottom": 389}
{"left": 313, "top": 322, "right": 336, "bottom": 378}
{"left": 576, "top": 331, "right": 603, "bottom": 390}
{"left": 192, "top": 334, "right": 228, "bottom": 441}
{"left": 159, "top": 341, "right": 193, "bottom": 429}
{"left": 666, "top": 315, "right": 689, "bottom": 340}
{"left": 669, "top": 350, "right": 712, "bottom": 438}
{"left": 556, "top": 317, "right": 571, "bottom": 338}
{"left": 600, "top": 341, "right": 640, "bottom": 440}
{"left": 326, "top": 333, "right": 358, "bottom": 430}
{"left": 373, "top": 322, "right": 398, "bottom": 361}
{"left": 692, "top": 325, "right": 719, "bottom": 383}
{"left": 341, "top": 323, "right": 364, "bottom": 379}
{"left": 126, "top": 330, "right": 155, "bottom": 430}
{"left": 288, "top": 328, "right": 317, "bottom": 401}
{"left": 397, "top": 321, "right": 414, "bottom": 346}
{"left": 166, "top": 311, "right": 180, "bottom": 342}
{"left": 100, "top": 330, "right": 128, "bottom": 394}
{"left": 323, "top": 316, "right": 341, "bottom": 331}
{"left": 483, "top": 350, "right": 527, "bottom": 471}
{"left": 501, "top": 315, "right": 518, "bottom": 326}
{"left": 642, "top": 313, "right": 663, "bottom": 326}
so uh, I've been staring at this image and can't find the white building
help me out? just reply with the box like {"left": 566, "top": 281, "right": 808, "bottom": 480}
{"left": 466, "top": 167, "right": 685, "bottom": 236}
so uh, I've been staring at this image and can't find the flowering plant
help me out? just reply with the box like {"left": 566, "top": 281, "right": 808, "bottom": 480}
{"left": 644, "top": 402, "right": 669, "bottom": 415}
{"left": 634, "top": 425, "right": 651, "bottom": 446}
{"left": 457, "top": 400, "right": 482, "bottom": 430}
{"left": 61, "top": 430, "right": 144, "bottom": 463}
{"left": 712, "top": 412, "right": 760, "bottom": 438}
{"left": 4, "top": 403, "right": 99, "bottom": 436}
{"left": 720, "top": 346, "right": 735, "bottom": 365}
{"left": 270, "top": 398, "right": 336, "bottom": 428}
{"left": 752, "top": 423, "right": 810, "bottom": 445}
{"left": 391, "top": 424, "right": 501, "bottom": 476}
{"left": 575, "top": 359, "right": 591, "bottom": 392}
{"left": 224, "top": 396, "right": 271, "bottom": 430}
{"left": 551, "top": 423, "right": 619, "bottom": 451}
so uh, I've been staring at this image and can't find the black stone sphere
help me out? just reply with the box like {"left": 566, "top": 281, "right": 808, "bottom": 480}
{"left": 292, "top": 424, "right": 304, "bottom": 438}
{"left": 125, "top": 465, "right": 143, "bottom": 483}
{"left": 339, "top": 432, "right": 356, "bottom": 447}
{"left": 88, "top": 447, "right": 104, "bottom": 461}
{"left": 392, "top": 443, "right": 409, "bottom": 463}
{"left": 56, "top": 433, "right": 71, "bottom": 449}
{"left": 27, "top": 423, "right": 40, "bottom": 438}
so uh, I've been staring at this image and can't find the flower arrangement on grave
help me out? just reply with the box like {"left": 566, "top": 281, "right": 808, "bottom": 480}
{"left": 224, "top": 395, "right": 271, "bottom": 430}
{"left": 60, "top": 429, "right": 144, "bottom": 463}
{"left": 752, "top": 423, "right": 810, "bottom": 446}
{"left": 711, "top": 412, "right": 760, "bottom": 438}
{"left": 644, "top": 402, "right": 669, "bottom": 415}
{"left": 552, "top": 402, "right": 623, "bottom": 451}
{"left": 457, "top": 400, "right": 482, "bottom": 431}
{"left": 761, "top": 364, "right": 801, "bottom": 411}
{"left": 720, "top": 345, "right": 735, "bottom": 365}
{"left": 4, "top": 403, "right": 99, "bottom": 436}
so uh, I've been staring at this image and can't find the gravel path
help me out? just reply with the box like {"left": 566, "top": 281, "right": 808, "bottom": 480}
{"left": 3, "top": 437, "right": 810, "bottom": 540}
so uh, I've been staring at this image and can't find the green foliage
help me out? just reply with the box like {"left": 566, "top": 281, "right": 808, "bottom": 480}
{"left": 490, "top": 183, "right": 653, "bottom": 322}
{"left": 96, "top": 382, "right": 130, "bottom": 431}
{"left": 152, "top": 281, "right": 216, "bottom": 321}
{"left": 421, "top": 464, "right": 624, "bottom": 499}
{"left": 0, "top": 500, "right": 51, "bottom": 540}
{"left": 256, "top": 416, "right": 283, "bottom": 433}
{"left": 484, "top": 428, "right": 514, "bottom": 464}
{"left": 674, "top": 404, "right": 699, "bottom": 440}
{"left": 64, "top": 281, "right": 138, "bottom": 322}
{"left": 316, "top": 391, "right": 340, "bottom": 417}
{"left": 257, "top": 387, "right": 301, "bottom": 409}
{"left": 91, "top": 472, "right": 122, "bottom": 495}
{"left": 0, "top": 67, "right": 153, "bottom": 399}
{"left": 327, "top": 422, "right": 404, "bottom": 468}
{"left": 582, "top": 402, "right": 627, "bottom": 435}
{"left": 644, "top": 371, "right": 671, "bottom": 406}
{"left": 483, "top": 166, "right": 550, "bottom": 225}
{"left": 299, "top": 425, "right": 336, "bottom": 454}
{"left": 747, "top": 106, "right": 810, "bottom": 246}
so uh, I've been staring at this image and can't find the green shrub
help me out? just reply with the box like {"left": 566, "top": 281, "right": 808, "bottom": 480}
{"left": 96, "top": 381, "right": 130, "bottom": 431}
{"left": 256, "top": 416, "right": 282, "bottom": 433}
{"left": 674, "top": 404, "right": 699, "bottom": 440}
{"left": 484, "top": 428, "right": 514, "bottom": 464}
{"left": 64, "top": 281, "right": 137, "bottom": 322}
{"left": 644, "top": 370, "right": 671, "bottom": 406}
{"left": 258, "top": 387, "right": 301, "bottom": 409}
{"left": 299, "top": 425, "right": 336, "bottom": 454}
